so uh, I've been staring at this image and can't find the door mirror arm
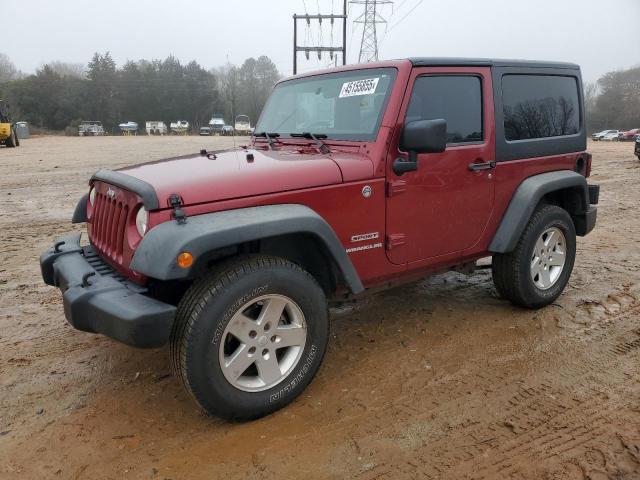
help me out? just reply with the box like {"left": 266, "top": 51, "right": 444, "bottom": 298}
{"left": 392, "top": 152, "right": 418, "bottom": 175}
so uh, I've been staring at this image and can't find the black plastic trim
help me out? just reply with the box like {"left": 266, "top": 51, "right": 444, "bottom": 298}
{"left": 71, "top": 193, "right": 88, "bottom": 223}
{"left": 489, "top": 170, "right": 591, "bottom": 253}
{"left": 409, "top": 58, "right": 579, "bottom": 69}
{"left": 91, "top": 169, "right": 159, "bottom": 210}
{"left": 130, "top": 204, "right": 365, "bottom": 294}
{"left": 588, "top": 184, "right": 600, "bottom": 205}
{"left": 40, "top": 235, "right": 175, "bottom": 348}
{"left": 492, "top": 67, "right": 587, "bottom": 162}
{"left": 573, "top": 206, "right": 597, "bottom": 237}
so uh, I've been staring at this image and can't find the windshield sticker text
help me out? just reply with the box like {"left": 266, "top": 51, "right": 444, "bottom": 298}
{"left": 339, "top": 78, "right": 380, "bottom": 98}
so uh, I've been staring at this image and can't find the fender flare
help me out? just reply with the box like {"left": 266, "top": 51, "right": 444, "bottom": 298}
{"left": 489, "top": 170, "right": 589, "bottom": 253}
{"left": 130, "top": 204, "right": 365, "bottom": 294}
{"left": 71, "top": 193, "right": 88, "bottom": 223}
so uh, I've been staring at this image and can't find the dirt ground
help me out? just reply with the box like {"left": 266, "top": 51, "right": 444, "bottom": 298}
{"left": 1, "top": 136, "right": 639, "bottom": 480}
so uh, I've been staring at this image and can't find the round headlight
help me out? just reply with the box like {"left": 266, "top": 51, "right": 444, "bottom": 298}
{"left": 135, "top": 207, "right": 148, "bottom": 237}
{"left": 89, "top": 187, "right": 96, "bottom": 206}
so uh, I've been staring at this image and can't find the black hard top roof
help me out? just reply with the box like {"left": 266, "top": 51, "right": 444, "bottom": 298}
{"left": 407, "top": 57, "right": 580, "bottom": 69}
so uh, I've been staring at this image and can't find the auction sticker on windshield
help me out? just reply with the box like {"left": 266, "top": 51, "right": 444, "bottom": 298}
{"left": 339, "top": 78, "right": 380, "bottom": 98}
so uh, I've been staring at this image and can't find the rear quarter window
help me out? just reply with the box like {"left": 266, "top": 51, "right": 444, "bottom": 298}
{"left": 502, "top": 75, "right": 580, "bottom": 141}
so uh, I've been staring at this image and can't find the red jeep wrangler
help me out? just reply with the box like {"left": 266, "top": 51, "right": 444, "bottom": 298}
{"left": 41, "top": 58, "right": 599, "bottom": 420}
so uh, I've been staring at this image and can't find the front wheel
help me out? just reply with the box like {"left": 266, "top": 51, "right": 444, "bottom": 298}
{"left": 492, "top": 204, "right": 576, "bottom": 309}
{"left": 171, "top": 255, "right": 329, "bottom": 420}
{"left": 6, "top": 128, "right": 17, "bottom": 148}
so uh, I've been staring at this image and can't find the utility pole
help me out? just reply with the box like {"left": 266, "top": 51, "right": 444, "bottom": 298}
{"left": 350, "top": 0, "right": 393, "bottom": 63}
{"left": 293, "top": 0, "right": 348, "bottom": 75}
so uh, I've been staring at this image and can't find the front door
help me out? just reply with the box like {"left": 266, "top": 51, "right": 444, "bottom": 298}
{"left": 386, "top": 67, "right": 496, "bottom": 265}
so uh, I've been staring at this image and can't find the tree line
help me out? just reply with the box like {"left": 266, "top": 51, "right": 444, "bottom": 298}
{"left": 585, "top": 65, "right": 640, "bottom": 133}
{"left": 0, "top": 52, "right": 281, "bottom": 133}
{"left": 1, "top": 51, "right": 638, "bottom": 135}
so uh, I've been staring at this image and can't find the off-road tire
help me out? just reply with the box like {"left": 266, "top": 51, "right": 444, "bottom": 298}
{"left": 15, "top": 129, "right": 20, "bottom": 147}
{"left": 492, "top": 204, "right": 576, "bottom": 309}
{"left": 6, "top": 128, "right": 16, "bottom": 148}
{"left": 170, "top": 255, "right": 329, "bottom": 421}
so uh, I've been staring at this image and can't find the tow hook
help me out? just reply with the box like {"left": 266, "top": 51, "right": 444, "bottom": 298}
{"left": 169, "top": 194, "right": 187, "bottom": 224}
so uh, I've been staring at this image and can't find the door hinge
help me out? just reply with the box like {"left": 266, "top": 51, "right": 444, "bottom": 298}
{"left": 386, "top": 233, "right": 406, "bottom": 250}
{"left": 386, "top": 179, "right": 407, "bottom": 197}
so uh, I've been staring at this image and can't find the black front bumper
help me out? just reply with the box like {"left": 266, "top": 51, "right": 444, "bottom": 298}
{"left": 40, "top": 234, "right": 176, "bottom": 348}
{"left": 635, "top": 141, "right": 640, "bottom": 156}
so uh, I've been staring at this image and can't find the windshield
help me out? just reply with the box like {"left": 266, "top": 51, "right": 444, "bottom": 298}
{"left": 255, "top": 67, "right": 397, "bottom": 141}
{"left": 236, "top": 116, "right": 249, "bottom": 123}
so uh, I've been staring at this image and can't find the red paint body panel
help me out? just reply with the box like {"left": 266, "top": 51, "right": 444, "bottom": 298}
{"left": 120, "top": 149, "right": 343, "bottom": 207}
{"left": 385, "top": 67, "right": 496, "bottom": 266}
{"left": 86, "top": 59, "right": 589, "bottom": 292}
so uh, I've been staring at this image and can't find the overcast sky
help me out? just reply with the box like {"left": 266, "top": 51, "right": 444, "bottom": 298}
{"left": 5, "top": 0, "right": 639, "bottom": 82}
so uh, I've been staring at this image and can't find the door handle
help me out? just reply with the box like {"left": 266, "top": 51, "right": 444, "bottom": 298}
{"left": 468, "top": 160, "right": 496, "bottom": 171}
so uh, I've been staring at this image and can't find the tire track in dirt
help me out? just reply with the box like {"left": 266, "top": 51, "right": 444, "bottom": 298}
{"left": 272, "top": 286, "right": 640, "bottom": 479}
{"left": 393, "top": 289, "right": 640, "bottom": 479}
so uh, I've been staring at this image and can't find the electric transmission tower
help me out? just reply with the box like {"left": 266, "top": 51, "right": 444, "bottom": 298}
{"left": 350, "top": 0, "right": 393, "bottom": 63}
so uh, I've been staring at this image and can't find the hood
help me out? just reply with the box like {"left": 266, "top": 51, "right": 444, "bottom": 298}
{"left": 117, "top": 147, "right": 373, "bottom": 208}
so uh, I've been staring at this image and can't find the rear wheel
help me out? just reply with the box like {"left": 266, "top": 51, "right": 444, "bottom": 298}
{"left": 15, "top": 129, "right": 20, "bottom": 147}
{"left": 492, "top": 204, "right": 576, "bottom": 309}
{"left": 170, "top": 255, "right": 329, "bottom": 420}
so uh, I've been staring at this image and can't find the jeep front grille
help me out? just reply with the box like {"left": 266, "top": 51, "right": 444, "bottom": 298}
{"left": 89, "top": 190, "right": 129, "bottom": 263}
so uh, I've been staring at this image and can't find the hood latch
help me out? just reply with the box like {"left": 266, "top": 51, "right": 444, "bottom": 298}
{"left": 168, "top": 193, "right": 187, "bottom": 224}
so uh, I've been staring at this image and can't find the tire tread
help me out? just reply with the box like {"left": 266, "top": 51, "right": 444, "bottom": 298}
{"left": 170, "top": 254, "right": 325, "bottom": 418}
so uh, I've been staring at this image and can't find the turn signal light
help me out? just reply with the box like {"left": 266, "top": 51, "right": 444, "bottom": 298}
{"left": 177, "top": 252, "right": 194, "bottom": 269}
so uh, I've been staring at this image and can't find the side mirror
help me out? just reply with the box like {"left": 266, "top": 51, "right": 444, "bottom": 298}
{"left": 393, "top": 119, "right": 447, "bottom": 175}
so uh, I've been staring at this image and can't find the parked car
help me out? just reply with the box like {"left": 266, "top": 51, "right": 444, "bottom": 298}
{"left": 591, "top": 129, "right": 617, "bottom": 141}
{"left": 635, "top": 135, "right": 640, "bottom": 160}
{"left": 619, "top": 128, "right": 640, "bottom": 141}
{"left": 221, "top": 125, "right": 234, "bottom": 136}
{"left": 199, "top": 126, "right": 212, "bottom": 136}
{"left": 601, "top": 130, "right": 621, "bottom": 141}
{"left": 41, "top": 58, "right": 599, "bottom": 421}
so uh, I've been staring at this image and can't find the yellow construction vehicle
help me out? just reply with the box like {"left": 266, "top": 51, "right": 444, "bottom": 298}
{"left": 0, "top": 100, "right": 19, "bottom": 148}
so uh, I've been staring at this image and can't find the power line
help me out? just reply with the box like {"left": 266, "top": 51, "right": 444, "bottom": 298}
{"left": 388, "top": 0, "right": 422, "bottom": 32}
{"left": 293, "top": 1, "right": 348, "bottom": 74}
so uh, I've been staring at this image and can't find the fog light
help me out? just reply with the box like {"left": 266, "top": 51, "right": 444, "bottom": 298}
{"left": 177, "top": 252, "right": 194, "bottom": 269}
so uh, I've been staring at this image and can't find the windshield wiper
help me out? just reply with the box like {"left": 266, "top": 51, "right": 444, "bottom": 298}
{"left": 290, "top": 132, "right": 331, "bottom": 154}
{"left": 253, "top": 131, "right": 280, "bottom": 150}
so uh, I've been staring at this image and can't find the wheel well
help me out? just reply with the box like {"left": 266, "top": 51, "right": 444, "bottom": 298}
{"left": 542, "top": 186, "right": 586, "bottom": 218}
{"left": 192, "top": 233, "right": 341, "bottom": 296}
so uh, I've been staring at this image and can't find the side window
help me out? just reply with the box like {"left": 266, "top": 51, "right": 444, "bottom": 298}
{"left": 406, "top": 75, "right": 483, "bottom": 144}
{"left": 502, "top": 75, "right": 580, "bottom": 141}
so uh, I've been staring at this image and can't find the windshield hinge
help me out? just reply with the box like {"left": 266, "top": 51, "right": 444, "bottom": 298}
{"left": 168, "top": 193, "right": 187, "bottom": 224}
